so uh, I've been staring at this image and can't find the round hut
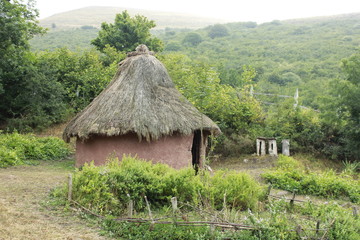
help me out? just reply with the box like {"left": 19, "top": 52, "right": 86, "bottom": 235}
{"left": 63, "top": 45, "right": 220, "bottom": 169}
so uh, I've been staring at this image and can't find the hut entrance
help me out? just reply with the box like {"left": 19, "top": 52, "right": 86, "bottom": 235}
{"left": 191, "top": 130, "right": 201, "bottom": 170}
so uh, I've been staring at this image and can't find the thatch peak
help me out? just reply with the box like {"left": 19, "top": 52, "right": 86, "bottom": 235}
{"left": 63, "top": 45, "right": 220, "bottom": 142}
{"left": 127, "top": 44, "right": 155, "bottom": 57}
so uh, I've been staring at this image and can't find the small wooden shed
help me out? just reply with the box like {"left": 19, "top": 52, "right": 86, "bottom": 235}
{"left": 63, "top": 45, "right": 220, "bottom": 169}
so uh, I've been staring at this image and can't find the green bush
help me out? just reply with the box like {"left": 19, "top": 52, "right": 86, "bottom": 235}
{"left": 66, "top": 156, "right": 265, "bottom": 215}
{"left": 262, "top": 156, "right": 360, "bottom": 203}
{"left": 0, "top": 132, "right": 71, "bottom": 167}
{"left": 211, "top": 170, "right": 265, "bottom": 210}
{"left": 0, "top": 146, "right": 22, "bottom": 168}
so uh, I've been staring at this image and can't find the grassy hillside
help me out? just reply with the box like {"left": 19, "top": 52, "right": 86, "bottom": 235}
{"left": 160, "top": 13, "right": 360, "bottom": 108}
{"left": 31, "top": 6, "right": 227, "bottom": 51}
{"left": 31, "top": 11, "right": 360, "bottom": 109}
{"left": 39, "top": 6, "right": 227, "bottom": 30}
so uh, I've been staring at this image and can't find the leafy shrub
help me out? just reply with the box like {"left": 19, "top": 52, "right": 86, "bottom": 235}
{"left": 211, "top": 170, "right": 265, "bottom": 210}
{"left": 262, "top": 156, "right": 360, "bottom": 203}
{"left": 0, "top": 132, "right": 71, "bottom": 167}
{"left": 66, "top": 156, "right": 265, "bottom": 215}
{"left": 276, "top": 154, "right": 302, "bottom": 170}
{"left": 0, "top": 146, "right": 22, "bottom": 168}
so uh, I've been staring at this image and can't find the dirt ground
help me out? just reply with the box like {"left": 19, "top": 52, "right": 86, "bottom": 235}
{"left": 0, "top": 160, "right": 108, "bottom": 240}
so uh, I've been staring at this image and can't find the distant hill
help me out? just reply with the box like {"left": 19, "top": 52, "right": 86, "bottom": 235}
{"left": 157, "top": 12, "right": 360, "bottom": 108}
{"left": 39, "top": 6, "right": 228, "bottom": 30}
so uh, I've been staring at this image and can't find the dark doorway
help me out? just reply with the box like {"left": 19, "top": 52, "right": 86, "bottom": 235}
{"left": 191, "top": 130, "right": 201, "bottom": 171}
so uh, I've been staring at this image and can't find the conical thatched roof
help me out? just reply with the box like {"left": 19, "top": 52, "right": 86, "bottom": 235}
{"left": 63, "top": 45, "right": 220, "bottom": 142}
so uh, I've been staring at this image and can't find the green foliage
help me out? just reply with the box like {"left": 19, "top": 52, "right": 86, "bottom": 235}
{"left": 160, "top": 53, "right": 263, "bottom": 134}
{"left": 216, "top": 134, "right": 255, "bottom": 157}
{"left": 242, "top": 200, "right": 360, "bottom": 240}
{"left": 164, "top": 41, "right": 182, "bottom": 51}
{"left": 0, "top": 0, "right": 44, "bottom": 50}
{"left": 330, "top": 51, "right": 360, "bottom": 160}
{"left": 99, "top": 190, "right": 360, "bottom": 239}
{"left": 210, "top": 170, "right": 265, "bottom": 210}
{"left": 102, "top": 220, "right": 214, "bottom": 240}
{"left": 207, "top": 24, "right": 229, "bottom": 39}
{"left": 262, "top": 100, "right": 322, "bottom": 153}
{"left": 182, "top": 33, "right": 202, "bottom": 46}
{"left": 276, "top": 154, "right": 302, "bottom": 170}
{"left": 342, "top": 160, "right": 360, "bottom": 175}
{"left": 91, "top": 10, "right": 163, "bottom": 53}
{"left": 0, "top": 0, "right": 53, "bottom": 129}
{"left": 0, "top": 132, "right": 71, "bottom": 168}
{"left": 35, "top": 47, "right": 124, "bottom": 112}
{"left": 262, "top": 155, "right": 360, "bottom": 203}
{"left": 65, "top": 156, "right": 265, "bottom": 215}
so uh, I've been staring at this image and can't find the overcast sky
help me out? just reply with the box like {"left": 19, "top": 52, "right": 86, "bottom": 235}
{"left": 35, "top": 0, "right": 360, "bottom": 23}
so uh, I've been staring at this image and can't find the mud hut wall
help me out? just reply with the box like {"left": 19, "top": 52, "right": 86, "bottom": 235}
{"left": 75, "top": 133, "right": 193, "bottom": 169}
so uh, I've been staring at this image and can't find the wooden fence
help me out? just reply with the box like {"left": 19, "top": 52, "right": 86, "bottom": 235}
{"left": 66, "top": 174, "right": 351, "bottom": 239}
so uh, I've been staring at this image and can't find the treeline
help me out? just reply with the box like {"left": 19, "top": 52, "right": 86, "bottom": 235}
{"left": 158, "top": 14, "right": 360, "bottom": 160}
{"left": 1, "top": 1, "right": 360, "bottom": 161}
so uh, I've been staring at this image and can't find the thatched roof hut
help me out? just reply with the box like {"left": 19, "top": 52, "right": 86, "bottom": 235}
{"left": 63, "top": 44, "right": 220, "bottom": 169}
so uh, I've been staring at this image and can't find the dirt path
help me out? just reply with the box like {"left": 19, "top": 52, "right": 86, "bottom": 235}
{"left": 0, "top": 161, "right": 108, "bottom": 240}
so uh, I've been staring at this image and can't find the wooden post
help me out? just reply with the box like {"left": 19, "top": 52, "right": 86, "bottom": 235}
{"left": 289, "top": 192, "right": 296, "bottom": 209}
{"left": 266, "top": 185, "right": 272, "bottom": 201}
{"left": 210, "top": 224, "right": 215, "bottom": 240}
{"left": 127, "top": 194, "right": 133, "bottom": 217}
{"left": 67, "top": 174, "right": 73, "bottom": 202}
{"left": 171, "top": 197, "right": 178, "bottom": 225}
{"left": 223, "top": 192, "right": 227, "bottom": 210}
{"left": 144, "top": 196, "right": 154, "bottom": 222}
{"left": 171, "top": 197, "right": 178, "bottom": 213}
{"left": 353, "top": 206, "right": 358, "bottom": 218}
{"left": 295, "top": 225, "right": 302, "bottom": 238}
{"left": 316, "top": 221, "right": 320, "bottom": 235}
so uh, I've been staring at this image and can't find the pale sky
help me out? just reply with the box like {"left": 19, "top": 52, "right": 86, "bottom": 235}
{"left": 35, "top": 0, "right": 360, "bottom": 23}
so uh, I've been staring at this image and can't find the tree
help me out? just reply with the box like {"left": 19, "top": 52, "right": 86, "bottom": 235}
{"left": 91, "top": 10, "right": 163, "bottom": 53}
{"left": 182, "top": 33, "right": 202, "bottom": 46}
{"left": 0, "top": 0, "right": 46, "bottom": 125}
{"left": 160, "top": 53, "right": 263, "bottom": 133}
{"left": 208, "top": 24, "right": 229, "bottom": 39}
{"left": 334, "top": 51, "right": 360, "bottom": 160}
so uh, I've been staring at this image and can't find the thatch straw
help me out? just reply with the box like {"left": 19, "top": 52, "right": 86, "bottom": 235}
{"left": 63, "top": 45, "right": 220, "bottom": 142}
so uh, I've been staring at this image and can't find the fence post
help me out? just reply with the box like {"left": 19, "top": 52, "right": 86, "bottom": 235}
{"left": 266, "top": 185, "right": 272, "bottom": 201}
{"left": 353, "top": 206, "right": 358, "bottom": 218}
{"left": 289, "top": 191, "right": 296, "bottom": 209}
{"left": 127, "top": 194, "right": 133, "bottom": 217}
{"left": 144, "top": 196, "right": 154, "bottom": 222}
{"left": 295, "top": 225, "right": 302, "bottom": 238}
{"left": 171, "top": 197, "right": 178, "bottom": 225}
{"left": 67, "top": 173, "right": 73, "bottom": 202}
{"left": 316, "top": 221, "right": 320, "bottom": 235}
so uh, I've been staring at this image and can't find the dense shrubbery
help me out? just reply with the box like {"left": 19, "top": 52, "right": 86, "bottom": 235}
{"left": 262, "top": 155, "right": 360, "bottom": 203}
{"left": 0, "top": 132, "right": 71, "bottom": 168}
{"left": 58, "top": 156, "right": 265, "bottom": 215}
